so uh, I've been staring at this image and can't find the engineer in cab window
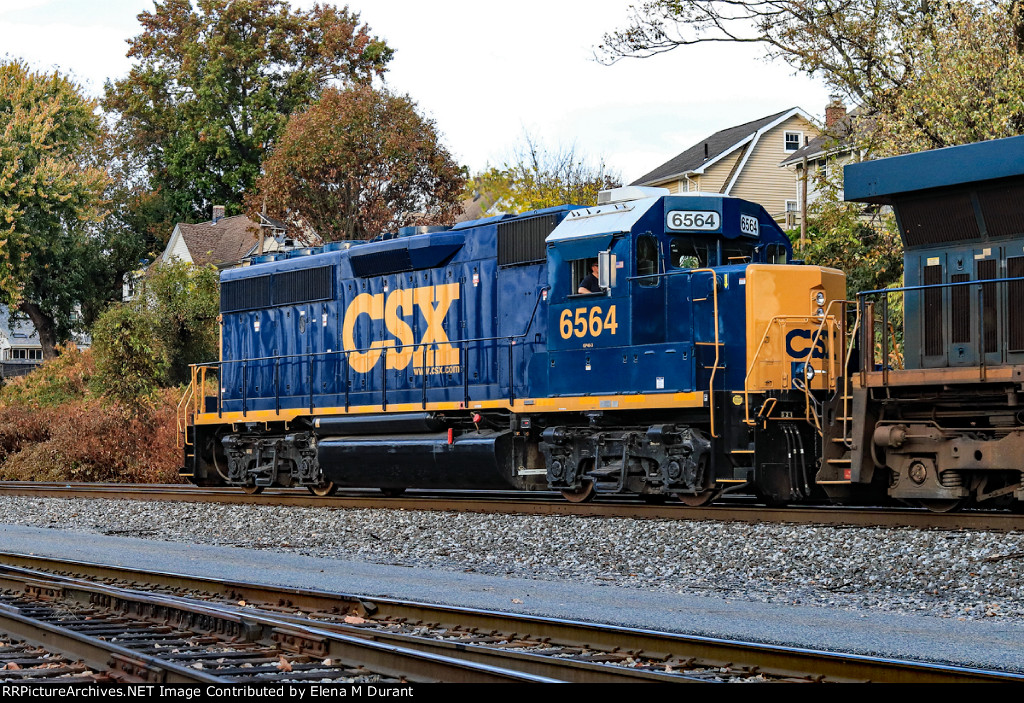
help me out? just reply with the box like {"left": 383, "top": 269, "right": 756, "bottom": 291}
{"left": 577, "top": 261, "right": 603, "bottom": 294}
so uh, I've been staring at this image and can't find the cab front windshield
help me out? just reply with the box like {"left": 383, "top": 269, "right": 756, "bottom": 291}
{"left": 669, "top": 235, "right": 754, "bottom": 269}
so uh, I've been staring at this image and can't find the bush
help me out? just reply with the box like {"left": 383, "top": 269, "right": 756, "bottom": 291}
{"left": 0, "top": 349, "right": 184, "bottom": 483}
{"left": 0, "top": 344, "right": 94, "bottom": 408}
{"left": 147, "top": 261, "right": 220, "bottom": 385}
{"left": 90, "top": 303, "right": 167, "bottom": 406}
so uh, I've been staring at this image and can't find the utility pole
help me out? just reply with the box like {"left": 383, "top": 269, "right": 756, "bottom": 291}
{"left": 800, "top": 156, "right": 808, "bottom": 253}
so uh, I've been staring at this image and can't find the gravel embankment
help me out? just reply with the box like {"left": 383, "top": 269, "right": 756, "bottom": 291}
{"left": 0, "top": 496, "right": 1021, "bottom": 623}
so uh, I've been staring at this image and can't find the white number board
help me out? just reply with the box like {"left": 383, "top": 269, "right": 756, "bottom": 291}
{"left": 739, "top": 214, "right": 760, "bottom": 237}
{"left": 667, "top": 210, "right": 720, "bottom": 231}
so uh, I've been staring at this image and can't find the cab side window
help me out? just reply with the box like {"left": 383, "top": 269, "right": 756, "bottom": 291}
{"left": 637, "top": 235, "right": 659, "bottom": 287}
{"left": 572, "top": 259, "right": 601, "bottom": 295}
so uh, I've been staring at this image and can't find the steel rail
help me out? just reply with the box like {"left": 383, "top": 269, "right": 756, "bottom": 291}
{"left": 1, "top": 552, "right": 1021, "bottom": 684}
{"left": 0, "top": 482, "right": 1021, "bottom": 532}
{"left": 0, "top": 563, "right": 555, "bottom": 684}
{"left": 0, "top": 602, "right": 225, "bottom": 684}
{"left": 0, "top": 563, "right": 690, "bottom": 684}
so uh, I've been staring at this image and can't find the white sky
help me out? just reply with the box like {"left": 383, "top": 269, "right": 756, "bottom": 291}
{"left": 0, "top": 0, "right": 833, "bottom": 183}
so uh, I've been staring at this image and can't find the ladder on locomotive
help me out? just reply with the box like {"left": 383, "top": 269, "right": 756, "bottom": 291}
{"left": 739, "top": 300, "right": 860, "bottom": 490}
{"left": 812, "top": 301, "right": 861, "bottom": 489}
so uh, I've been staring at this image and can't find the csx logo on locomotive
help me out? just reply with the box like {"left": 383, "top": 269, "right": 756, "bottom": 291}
{"left": 342, "top": 283, "right": 461, "bottom": 375}
{"left": 785, "top": 328, "right": 830, "bottom": 360}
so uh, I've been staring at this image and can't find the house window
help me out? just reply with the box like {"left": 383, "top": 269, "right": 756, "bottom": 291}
{"left": 784, "top": 132, "right": 802, "bottom": 152}
{"left": 8, "top": 348, "right": 41, "bottom": 360}
{"left": 786, "top": 200, "right": 800, "bottom": 213}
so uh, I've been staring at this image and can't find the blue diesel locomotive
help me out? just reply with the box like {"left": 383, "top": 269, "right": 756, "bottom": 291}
{"left": 180, "top": 184, "right": 846, "bottom": 504}
{"left": 180, "top": 136, "right": 1024, "bottom": 512}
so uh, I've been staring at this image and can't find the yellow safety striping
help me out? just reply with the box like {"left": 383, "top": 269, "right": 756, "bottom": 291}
{"left": 192, "top": 392, "right": 707, "bottom": 426}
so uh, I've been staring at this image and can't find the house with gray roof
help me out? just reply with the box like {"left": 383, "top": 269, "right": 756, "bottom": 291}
{"left": 124, "top": 207, "right": 312, "bottom": 301}
{"left": 161, "top": 207, "right": 298, "bottom": 268}
{"left": 632, "top": 107, "right": 819, "bottom": 224}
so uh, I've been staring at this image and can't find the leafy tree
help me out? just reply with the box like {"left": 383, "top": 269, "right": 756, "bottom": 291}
{"left": 599, "top": 0, "right": 1024, "bottom": 153}
{"left": 91, "top": 260, "right": 220, "bottom": 400}
{"left": 0, "top": 60, "right": 109, "bottom": 359}
{"left": 874, "top": 2, "right": 1024, "bottom": 154}
{"left": 249, "top": 85, "right": 465, "bottom": 240}
{"left": 793, "top": 167, "right": 903, "bottom": 298}
{"left": 103, "top": 0, "right": 393, "bottom": 226}
{"left": 466, "top": 133, "right": 621, "bottom": 214}
{"left": 147, "top": 260, "right": 221, "bottom": 384}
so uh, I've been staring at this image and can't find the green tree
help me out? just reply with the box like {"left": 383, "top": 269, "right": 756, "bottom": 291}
{"left": 0, "top": 60, "right": 110, "bottom": 359}
{"left": 249, "top": 85, "right": 465, "bottom": 241}
{"left": 875, "top": 2, "right": 1024, "bottom": 154}
{"left": 466, "top": 133, "right": 621, "bottom": 214}
{"left": 104, "top": 0, "right": 393, "bottom": 227}
{"left": 91, "top": 260, "right": 220, "bottom": 400}
{"left": 794, "top": 167, "right": 903, "bottom": 297}
{"left": 147, "top": 260, "right": 221, "bottom": 384}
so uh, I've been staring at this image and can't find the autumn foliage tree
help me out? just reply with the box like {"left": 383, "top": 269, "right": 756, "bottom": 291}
{"left": 600, "top": 0, "right": 1024, "bottom": 154}
{"left": 0, "top": 60, "right": 109, "bottom": 359}
{"left": 103, "top": 0, "right": 393, "bottom": 227}
{"left": 249, "top": 85, "right": 465, "bottom": 241}
{"left": 465, "top": 134, "right": 621, "bottom": 214}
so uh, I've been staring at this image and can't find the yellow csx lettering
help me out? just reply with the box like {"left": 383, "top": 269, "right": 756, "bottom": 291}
{"left": 342, "top": 283, "right": 460, "bottom": 374}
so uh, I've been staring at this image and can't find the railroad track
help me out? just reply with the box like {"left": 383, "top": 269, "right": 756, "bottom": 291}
{"left": 0, "top": 481, "right": 1021, "bottom": 531}
{"left": 0, "top": 552, "right": 1020, "bottom": 684}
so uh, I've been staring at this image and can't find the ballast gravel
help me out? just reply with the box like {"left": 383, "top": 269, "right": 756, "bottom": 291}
{"left": 0, "top": 496, "right": 1021, "bottom": 624}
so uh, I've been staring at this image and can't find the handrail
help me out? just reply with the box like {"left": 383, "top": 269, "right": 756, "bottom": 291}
{"left": 690, "top": 269, "right": 721, "bottom": 438}
{"left": 857, "top": 274, "right": 1024, "bottom": 298}
{"left": 798, "top": 299, "right": 851, "bottom": 436}
{"left": 176, "top": 382, "right": 195, "bottom": 448}
{"left": 741, "top": 299, "right": 852, "bottom": 435}
{"left": 185, "top": 285, "right": 552, "bottom": 419}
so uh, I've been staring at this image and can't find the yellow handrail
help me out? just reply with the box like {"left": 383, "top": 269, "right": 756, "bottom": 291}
{"left": 691, "top": 269, "right": 721, "bottom": 438}
{"left": 176, "top": 374, "right": 195, "bottom": 448}
{"left": 742, "top": 299, "right": 854, "bottom": 435}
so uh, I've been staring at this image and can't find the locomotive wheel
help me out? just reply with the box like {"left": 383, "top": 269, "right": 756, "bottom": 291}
{"left": 676, "top": 490, "right": 716, "bottom": 507}
{"left": 560, "top": 480, "right": 595, "bottom": 503}
{"left": 241, "top": 484, "right": 264, "bottom": 495}
{"left": 918, "top": 498, "right": 967, "bottom": 513}
{"left": 308, "top": 481, "right": 338, "bottom": 497}
{"left": 380, "top": 487, "right": 406, "bottom": 498}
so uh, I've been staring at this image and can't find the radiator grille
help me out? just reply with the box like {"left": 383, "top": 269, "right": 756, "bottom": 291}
{"left": 350, "top": 248, "right": 414, "bottom": 277}
{"left": 978, "top": 258, "right": 998, "bottom": 353}
{"left": 221, "top": 275, "right": 271, "bottom": 313}
{"left": 274, "top": 266, "right": 333, "bottom": 306}
{"left": 221, "top": 266, "right": 334, "bottom": 313}
{"left": 497, "top": 214, "right": 560, "bottom": 267}
{"left": 898, "top": 193, "right": 980, "bottom": 246}
{"left": 923, "top": 265, "right": 943, "bottom": 357}
{"left": 1009, "top": 257, "right": 1024, "bottom": 352}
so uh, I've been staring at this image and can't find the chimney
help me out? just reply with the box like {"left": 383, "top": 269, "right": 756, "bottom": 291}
{"left": 212, "top": 205, "right": 225, "bottom": 224}
{"left": 825, "top": 96, "right": 846, "bottom": 129}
